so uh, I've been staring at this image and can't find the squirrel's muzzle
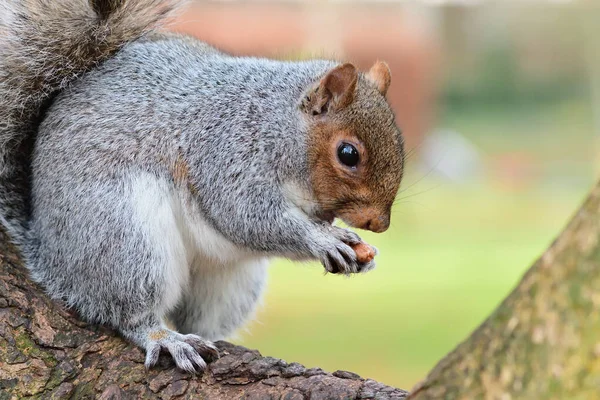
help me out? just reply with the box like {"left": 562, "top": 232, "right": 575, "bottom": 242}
{"left": 341, "top": 208, "right": 390, "bottom": 233}
{"left": 361, "top": 215, "right": 390, "bottom": 233}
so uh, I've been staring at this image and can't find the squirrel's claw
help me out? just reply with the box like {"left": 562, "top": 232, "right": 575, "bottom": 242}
{"left": 144, "top": 329, "right": 216, "bottom": 374}
{"left": 183, "top": 334, "right": 220, "bottom": 362}
{"left": 321, "top": 227, "right": 378, "bottom": 274}
{"left": 320, "top": 240, "right": 359, "bottom": 275}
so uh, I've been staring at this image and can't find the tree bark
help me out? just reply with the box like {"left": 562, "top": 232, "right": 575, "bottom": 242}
{"left": 0, "top": 230, "right": 408, "bottom": 399}
{"left": 409, "top": 181, "right": 600, "bottom": 399}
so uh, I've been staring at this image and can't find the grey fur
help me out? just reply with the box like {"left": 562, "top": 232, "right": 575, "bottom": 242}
{"left": 0, "top": 0, "right": 404, "bottom": 372}
{"left": 0, "top": 0, "right": 182, "bottom": 245}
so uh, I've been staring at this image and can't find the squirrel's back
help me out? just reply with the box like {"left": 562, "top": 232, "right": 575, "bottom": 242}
{"left": 33, "top": 36, "right": 337, "bottom": 195}
{"left": 0, "top": 0, "right": 182, "bottom": 247}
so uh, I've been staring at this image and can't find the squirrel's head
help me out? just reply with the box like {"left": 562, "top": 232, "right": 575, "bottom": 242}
{"left": 301, "top": 62, "right": 404, "bottom": 233}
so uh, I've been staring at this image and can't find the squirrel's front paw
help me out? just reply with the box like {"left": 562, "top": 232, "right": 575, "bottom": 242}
{"left": 144, "top": 329, "right": 219, "bottom": 373}
{"left": 326, "top": 227, "right": 378, "bottom": 274}
{"left": 318, "top": 239, "right": 360, "bottom": 275}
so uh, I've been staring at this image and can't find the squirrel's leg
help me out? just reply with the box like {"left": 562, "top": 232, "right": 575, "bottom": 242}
{"left": 120, "top": 315, "right": 219, "bottom": 372}
{"left": 117, "top": 173, "right": 219, "bottom": 371}
{"left": 29, "top": 172, "right": 218, "bottom": 372}
{"left": 169, "top": 258, "right": 269, "bottom": 340}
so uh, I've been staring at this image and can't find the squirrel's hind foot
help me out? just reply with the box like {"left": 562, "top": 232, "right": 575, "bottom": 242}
{"left": 144, "top": 329, "right": 219, "bottom": 374}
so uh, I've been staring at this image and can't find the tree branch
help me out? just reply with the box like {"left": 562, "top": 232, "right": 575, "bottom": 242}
{"left": 409, "top": 181, "right": 600, "bottom": 399}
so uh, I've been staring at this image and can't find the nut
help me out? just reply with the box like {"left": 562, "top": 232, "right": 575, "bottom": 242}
{"left": 351, "top": 242, "right": 376, "bottom": 264}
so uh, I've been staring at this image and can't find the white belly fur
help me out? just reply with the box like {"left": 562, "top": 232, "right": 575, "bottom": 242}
{"left": 130, "top": 172, "right": 269, "bottom": 339}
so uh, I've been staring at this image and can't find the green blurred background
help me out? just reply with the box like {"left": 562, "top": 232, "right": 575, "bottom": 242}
{"left": 176, "top": 1, "right": 600, "bottom": 390}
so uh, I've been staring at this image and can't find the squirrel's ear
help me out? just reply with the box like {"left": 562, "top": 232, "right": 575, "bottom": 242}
{"left": 366, "top": 61, "right": 391, "bottom": 96}
{"left": 302, "top": 63, "right": 358, "bottom": 116}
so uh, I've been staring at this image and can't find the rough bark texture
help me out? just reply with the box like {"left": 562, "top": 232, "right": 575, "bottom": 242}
{"left": 409, "top": 181, "right": 600, "bottom": 399}
{"left": 0, "top": 230, "right": 408, "bottom": 399}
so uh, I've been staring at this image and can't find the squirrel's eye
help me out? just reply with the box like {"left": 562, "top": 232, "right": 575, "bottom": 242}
{"left": 337, "top": 143, "right": 359, "bottom": 168}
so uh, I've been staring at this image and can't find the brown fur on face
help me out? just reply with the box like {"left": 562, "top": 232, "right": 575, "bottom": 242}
{"left": 302, "top": 62, "right": 404, "bottom": 233}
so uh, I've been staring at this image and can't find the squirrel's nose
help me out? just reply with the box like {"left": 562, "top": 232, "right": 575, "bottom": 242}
{"left": 362, "top": 215, "right": 390, "bottom": 233}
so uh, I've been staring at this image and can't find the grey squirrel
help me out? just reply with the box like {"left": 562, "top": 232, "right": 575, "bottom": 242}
{"left": 0, "top": 0, "right": 404, "bottom": 372}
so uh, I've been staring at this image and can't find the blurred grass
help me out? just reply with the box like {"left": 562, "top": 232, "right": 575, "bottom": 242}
{"left": 234, "top": 98, "right": 596, "bottom": 389}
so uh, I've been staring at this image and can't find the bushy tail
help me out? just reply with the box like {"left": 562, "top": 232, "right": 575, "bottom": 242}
{"left": 0, "top": 0, "right": 182, "bottom": 246}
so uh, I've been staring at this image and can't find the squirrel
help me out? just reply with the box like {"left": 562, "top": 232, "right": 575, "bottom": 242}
{"left": 0, "top": 0, "right": 405, "bottom": 372}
